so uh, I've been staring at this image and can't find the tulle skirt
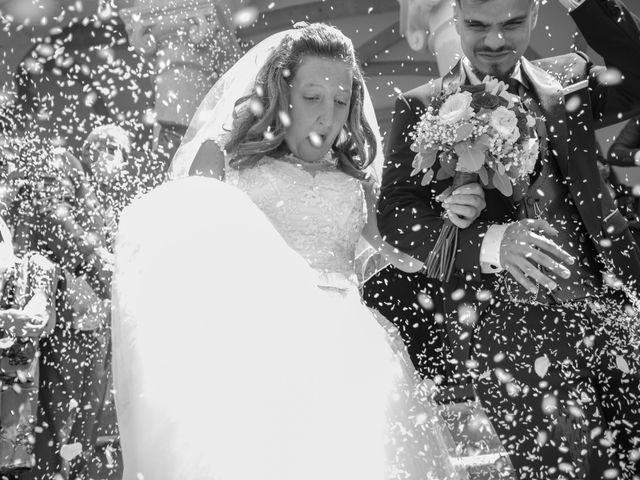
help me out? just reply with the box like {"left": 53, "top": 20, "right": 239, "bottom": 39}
{"left": 111, "top": 177, "right": 461, "bottom": 480}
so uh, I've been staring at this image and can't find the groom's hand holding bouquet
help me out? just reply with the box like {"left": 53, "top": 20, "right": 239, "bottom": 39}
{"left": 410, "top": 75, "right": 573, "bottom": 289}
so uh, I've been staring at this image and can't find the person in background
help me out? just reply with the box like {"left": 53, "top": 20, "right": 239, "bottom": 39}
{"left": 0, "top": 117, "right": 59, "bottom": 479}
{"left": 74, "top": 124, "right": 140, "bottom": 476}
{"left": 12, "top": 124, "right": 135, "bottom": 479}
{"left": 607, "top": 115, "right": 640, "bottom": 244}
{"left": 79, "top": 124, "right": 142, "bottom": 232}
{"left": 608, "top": 115, "right": 640, "bottom": 167}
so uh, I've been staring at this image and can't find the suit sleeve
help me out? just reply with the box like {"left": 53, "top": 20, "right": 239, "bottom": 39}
{"left": 377, "top": 95, "right": 490, "bottom": 279}
{"left": 607, "top": 116, "right": 640, "bottom": 165}
{"left": 572, "top": 0, "right": 640, "bottom": 125}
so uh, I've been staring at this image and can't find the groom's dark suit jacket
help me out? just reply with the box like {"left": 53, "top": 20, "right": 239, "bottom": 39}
{"left": 376, "top": 0, "right": 640, "bottom": 380}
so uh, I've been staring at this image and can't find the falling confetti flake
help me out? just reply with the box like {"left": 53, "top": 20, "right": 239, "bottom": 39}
{"left": 60, "top": 442, "right": 83, "bottom": 461}
{"left": 417, "top": 292, "right": 434, "bottom": 310}
{"left": 278, "top": 110, "right": 291, "bottom": 127}
{"left": 597, "top": 68, "right": 623, "bottom": 86}
{"left": 309, "top": 131, "right": 322, "bottom": 147}
{"left": 533, "top": 355, "right": 550, "bottom": 378}
{"left": 564, "top": 95, "right": 581, "bottom": 113}
{"left": 250, "top": 98, "right": 264, "bottom": 116}
{"left": 232, "top": 7, "right": 259, "bottom": 28}
{"left": 615, "top": 355, "right": 631, "bottom": 374}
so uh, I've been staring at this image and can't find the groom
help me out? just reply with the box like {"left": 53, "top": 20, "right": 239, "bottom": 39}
{"left": 377, "top": 0, "right": 640, "bottom": 477}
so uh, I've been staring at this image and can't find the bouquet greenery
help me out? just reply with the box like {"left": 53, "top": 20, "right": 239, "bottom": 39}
{"left": 410, "top": 76, "right": 543, "bottom": 281}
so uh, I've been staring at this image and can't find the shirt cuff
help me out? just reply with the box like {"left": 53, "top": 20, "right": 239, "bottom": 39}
{"left": 480, "top": 223, "right": 509, "bottom": 274}
{"left": 559, "top": 0, "right": 586, "bottom": 12}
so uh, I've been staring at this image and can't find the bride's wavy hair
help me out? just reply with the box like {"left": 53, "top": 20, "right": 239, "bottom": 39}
{"left": 225, "top": 23, "right": 376, "bottom": 178}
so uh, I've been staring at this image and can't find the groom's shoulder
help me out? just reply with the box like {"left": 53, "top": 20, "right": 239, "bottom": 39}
{"left": 531, "top": 52, "right": 590, "bottom": 87}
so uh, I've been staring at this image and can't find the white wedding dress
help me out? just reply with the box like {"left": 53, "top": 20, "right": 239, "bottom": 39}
{"left": 112, "top": 157, "right": 463, "bottom": 480}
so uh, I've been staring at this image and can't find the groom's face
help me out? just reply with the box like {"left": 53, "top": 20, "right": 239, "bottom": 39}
{"left": 455, "top": 0, "right": 538, "bottom": 80}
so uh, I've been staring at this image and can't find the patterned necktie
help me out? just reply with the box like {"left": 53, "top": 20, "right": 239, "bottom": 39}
{"left": 507, "top": 78, "right": 548, "bottom": 201}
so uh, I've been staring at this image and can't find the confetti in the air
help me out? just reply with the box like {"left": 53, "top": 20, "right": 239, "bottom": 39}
{"left": 0, "top": 2, "right": 637, "bottom": 479}
{"left": 417, "top": 292, "right": 434, "bottom": 310}
{"left": 59, "top": 442, "right": 83, "bottom": 461}
{"left": 533, "top": 355, "right": 550, "bottom": 378}
{"left": 616, "top": 355, "right": 631, "bottom": 374}
{"left": 309, "top": 131, "right": 322, "bottom": 147}
{"left": 279, "top": 110, "right": 291, "bottom": 127}
{"left": 233, "top": 7, "right": 259, "bottom": 28}
{"left": 598, "top": 68, "right": 623, "bottom": 86}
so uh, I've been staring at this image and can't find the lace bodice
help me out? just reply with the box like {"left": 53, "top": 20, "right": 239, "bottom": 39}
{"left": 228, "top": 157, "right": 367, "bottom": 282}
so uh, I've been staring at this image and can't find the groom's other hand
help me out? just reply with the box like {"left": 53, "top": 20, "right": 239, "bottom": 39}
{"left": 443, "top": 183, "right": 486, "bottom": 229}
{"left": 500, "top": 219, "right": 575, "bottom": 294}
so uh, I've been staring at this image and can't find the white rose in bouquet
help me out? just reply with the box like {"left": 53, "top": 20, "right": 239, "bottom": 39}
{"left": 490, "top": 106, "right": 519, "bottom": 142}
{"left": 438, "top": 91, "right": 473, "bottom": 125}
{"left": 482, "top": 76, "right": 507, "bottom": 96}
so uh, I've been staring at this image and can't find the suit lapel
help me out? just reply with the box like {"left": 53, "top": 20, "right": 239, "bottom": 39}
{"left": 521, "top": 58, "right": 569, "bottom": 178}
{"left": 442, "top": 60, "right": 464, "bottom": 92}
{"left": 521, "top": 58, "right": 602, "bottom": 238}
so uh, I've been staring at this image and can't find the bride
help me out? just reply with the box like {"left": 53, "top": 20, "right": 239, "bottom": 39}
{"left": 112, "top": 23, "right": 486, "bottom": 480}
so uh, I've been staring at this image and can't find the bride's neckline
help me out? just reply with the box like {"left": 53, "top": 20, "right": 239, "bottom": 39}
{"left": 283, "top": 151, "right": 336, "bottom": 166}
{"left": 271, "top": 153, "right": 339, "bottom": 177}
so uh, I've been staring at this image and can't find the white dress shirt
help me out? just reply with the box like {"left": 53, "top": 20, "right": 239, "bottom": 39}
{"left": 559, "top": 0, "right": 587, "bottom": 12}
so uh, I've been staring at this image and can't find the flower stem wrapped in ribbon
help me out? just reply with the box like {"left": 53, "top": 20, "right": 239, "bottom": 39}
{"left": 410, "top": 77, "right": 542, "bottom": 282}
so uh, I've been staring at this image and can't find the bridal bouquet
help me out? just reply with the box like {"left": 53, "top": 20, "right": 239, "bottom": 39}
{"left": 409, "top": 77, "right": 543, "bottom": 281}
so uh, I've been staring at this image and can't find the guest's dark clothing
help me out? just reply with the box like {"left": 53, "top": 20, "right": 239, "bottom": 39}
{"left": 609, "top": 115, "right": 640, "bottom": 166}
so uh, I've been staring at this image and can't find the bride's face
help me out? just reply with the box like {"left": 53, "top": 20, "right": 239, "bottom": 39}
{"left": 284, "top": 56, "right": 353, "bottom": 163}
